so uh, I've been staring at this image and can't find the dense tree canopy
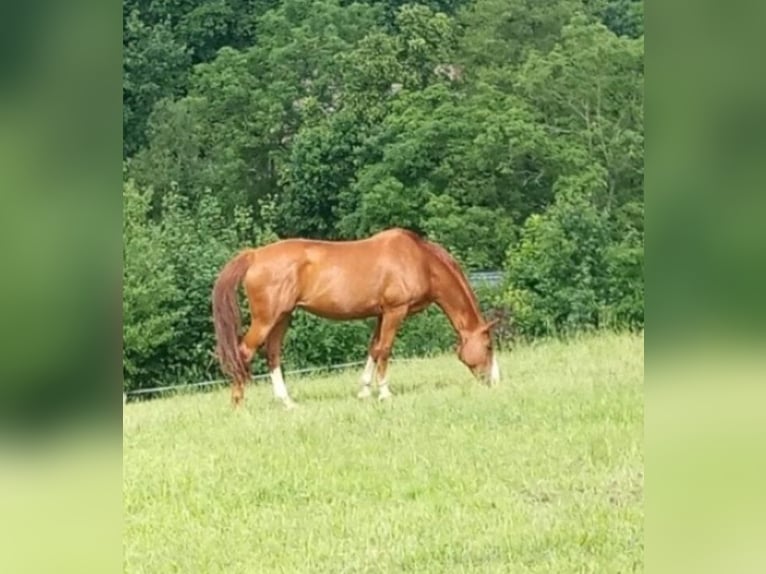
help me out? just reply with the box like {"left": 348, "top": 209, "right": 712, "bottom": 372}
{"left": 123, "top": 0, "right": 643, "bottom": 390}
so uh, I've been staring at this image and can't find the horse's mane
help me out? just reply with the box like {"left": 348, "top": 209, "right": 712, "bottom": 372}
{"left": 399, "top": 229, "right": 482, "bottom": 318}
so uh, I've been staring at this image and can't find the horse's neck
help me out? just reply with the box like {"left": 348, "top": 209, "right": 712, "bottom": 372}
{"left": 433, "top": 266, "right": 482, "bottom": 335}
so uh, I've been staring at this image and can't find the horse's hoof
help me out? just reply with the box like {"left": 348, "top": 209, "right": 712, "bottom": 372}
{"left": 283, "top": 399, "right": 298, "bottom": 410}
{"left": 378, "top": 387, "right": 392, "bottom": 401}
{"left": 357, "top": 387, "right": 372, "bottom": 399}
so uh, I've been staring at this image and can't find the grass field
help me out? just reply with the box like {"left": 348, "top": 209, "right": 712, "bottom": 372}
{"left": 123, "top": 331, "right": 643, "bottom": 573}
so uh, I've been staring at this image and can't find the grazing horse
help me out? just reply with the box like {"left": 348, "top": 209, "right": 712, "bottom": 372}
{"left": 212, "top": 228, "right": 500, "bottom": 408}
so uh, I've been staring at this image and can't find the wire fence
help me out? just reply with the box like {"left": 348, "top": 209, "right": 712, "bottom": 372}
{"left": 468, "top": 270, "right": 504, "bottom": 286}
{"left": 124, "top": 356, "right": 429, "bottom": 402}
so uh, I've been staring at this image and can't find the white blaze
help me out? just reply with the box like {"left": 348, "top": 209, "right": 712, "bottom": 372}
{"left": 490, "top": 353, "right": 500, "bottom": 384}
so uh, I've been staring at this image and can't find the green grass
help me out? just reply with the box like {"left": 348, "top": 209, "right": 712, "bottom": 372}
{"left": 123, "top": 331, "right": 643, "bottom": 573}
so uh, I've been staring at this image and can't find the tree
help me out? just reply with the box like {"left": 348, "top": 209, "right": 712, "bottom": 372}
{"left": 335, "top": 83, "right": 544, "bottom": 268}
{"left": 123, "top": 9, "right": 191, "bottom": 157}
{"left": 457, "top": 0, "right": 579, "bottom": 83}
{"left": 585, "top": 0, "right": 643, "bottom": 38}
{"left": 504, "top": 176, "right": 643, "bottom": 336}
{"left": 515, "top": 13, "right": 644, "bottom": 212}
{"left": 121, "top": 0, "right": 645, "bottom": 388}
{"left": 130, "top": 0, "right": 384, "bottom": 216}
{"left": 122, "top": 180, "right": 183, "bottom": 387}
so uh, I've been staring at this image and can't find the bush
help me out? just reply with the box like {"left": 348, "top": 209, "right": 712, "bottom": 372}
{"left": 155, "top": 189, "right": 259, "bottom": 384}
{"left": 123, "top": 181, "right": 183, "bottom": 388}
{"left": 503, "top": 188, "right": 643, "bottom": 337}
{"left": 122, "top": 182, "right": 263, "bottom": 391}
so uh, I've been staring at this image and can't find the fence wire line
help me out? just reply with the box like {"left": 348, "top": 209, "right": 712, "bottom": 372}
{"left": 125, "top": 356, "right": 425, "bottom": 398}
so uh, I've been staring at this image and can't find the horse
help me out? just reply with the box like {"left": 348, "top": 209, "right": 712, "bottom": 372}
{"left": 212, "top": 228, "right": 500, "bottom": 408}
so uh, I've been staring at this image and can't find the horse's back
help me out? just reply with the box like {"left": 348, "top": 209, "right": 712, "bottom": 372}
{"left": 306, "top": 228, "right": 428, "bottom": 274}
{"left": 258, "top": 227, "right": 424, "bottom": 264}
{"left": 244, "top": 229, "right": 431, "bottom": 318}
{"left": 270, "top": 227, "right": 418, "bottom": 249}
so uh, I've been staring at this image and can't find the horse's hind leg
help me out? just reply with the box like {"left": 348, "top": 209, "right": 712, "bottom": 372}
{"left": 232, "top": 378, "right": 246, "bottom": 407}
{"left": 264, "top": 313, "right": 296, "bottom": 409}
{"left": 358, "top": 316, "right": 382, "bottom": 399}
{"left": 232, "top": 320, "right": 272, "bottom": 407}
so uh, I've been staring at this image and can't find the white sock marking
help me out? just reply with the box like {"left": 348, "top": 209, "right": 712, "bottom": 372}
{"left": 270, "top": 366, "right": 290, "bottom": 401}
{"left": 378, "top": 377, "right": 392, "bottom": 400}
{"left": 358, "top": 356, "right": 375, "bottom": 398}
{"left": 360, "top": 355, "right": 375, "bottom": 386}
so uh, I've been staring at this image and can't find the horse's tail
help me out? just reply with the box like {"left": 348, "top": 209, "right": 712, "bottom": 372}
{"left": 212, "top": 249, "right": 254, "bottom": 382}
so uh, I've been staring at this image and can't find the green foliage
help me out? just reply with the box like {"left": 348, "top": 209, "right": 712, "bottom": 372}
{"left": 154, "top": 189, "right": 258, "bottom": 382}
{"left": 504, "top": 185, "right": 643, "bottom": 336}
{"left": 122, "top": 181, "right": 184, "bottom": 384}
{"left": 122, "top": 180, "right": 262, "bottom": 390}
{"left": 457, "top": 0, "right": 580, "bottom": 77}
{"left": 123, "top": 9, "right": 191, "bottom": 157}
{"left": 587, "top": 0, "right": 643, "bottom": 38}
{"left": 335, "top": 84, "right": 535, "bottom": 268}
{"left": 122, "top": 0, "right": 644, "bottom": 390}
{"left": 276, "top": 112, "right": 365, "bottom": 238}
{"left": 423, "top": 194, "right": 514, "bottom": 270}
{"left": 515, "top": 13, "right": 644, "bottom": 210}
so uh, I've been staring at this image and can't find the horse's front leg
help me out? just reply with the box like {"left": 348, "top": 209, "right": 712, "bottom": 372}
{"left": 358, "top": 316, "right": 382, "bottom": 399}
{"left": 372, "top": 307, "right": 408, "bottom": 400}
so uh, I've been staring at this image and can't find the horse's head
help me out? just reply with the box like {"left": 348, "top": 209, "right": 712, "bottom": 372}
{"left": 457, "top": 319, "right": 500, "bottom": 385}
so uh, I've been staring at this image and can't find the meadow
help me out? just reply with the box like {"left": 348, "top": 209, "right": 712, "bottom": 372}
{"left": 123, "top": 331, "right": 643, "bottom": 573}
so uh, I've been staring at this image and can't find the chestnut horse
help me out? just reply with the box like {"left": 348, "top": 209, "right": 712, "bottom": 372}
{"left": 212, "top": 228, "right": 500, "bottom": 408}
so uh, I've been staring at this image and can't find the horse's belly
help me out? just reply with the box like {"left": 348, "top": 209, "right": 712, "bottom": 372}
{"left": 297, "top": 300, "right": 379, "bottom": 320}
{"left": 296, "top": 253, "right": 429, "bottom": 318}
